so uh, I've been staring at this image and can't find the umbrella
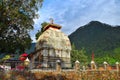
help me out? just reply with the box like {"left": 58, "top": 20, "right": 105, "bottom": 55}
{"left": 19, "top": 57, "right": 26, "bottom": 61}
{"left": 19, "top": 53, "right": 28, "bottom": 61}
{"left": 21, "top": 53, "right": 28, "bottom": 57}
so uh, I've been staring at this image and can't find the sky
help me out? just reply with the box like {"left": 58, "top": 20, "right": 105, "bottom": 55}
{"left": 30, "top": 0, "right": 120, "bottom": 42}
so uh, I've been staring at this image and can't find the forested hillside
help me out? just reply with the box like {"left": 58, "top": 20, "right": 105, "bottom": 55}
{"left": 69, "top": 21, "right": 120, "bottom": 64}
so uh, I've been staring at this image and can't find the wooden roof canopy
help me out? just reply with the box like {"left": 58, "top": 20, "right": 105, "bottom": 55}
{"left": 43, "top": 18, "right": 62, "bottom": 31}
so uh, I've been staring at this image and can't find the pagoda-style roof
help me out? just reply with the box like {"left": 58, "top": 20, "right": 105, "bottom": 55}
{"left": 43, "top": 23, "right": 62, "bottom": 31}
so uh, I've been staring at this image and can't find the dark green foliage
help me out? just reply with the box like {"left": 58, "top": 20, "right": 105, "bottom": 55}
{"left": 0, "top": 0, "right": 43, "bottom": 54}
{"left": 25, "top": 43, "right": 36, "bottom": 54}
{"left": 71, "top": 44, "right": 88, "bottom": 66}
{"left": 69, "top": 21, "right": 120, "bottom": 64}
{"left": 35, "top": 22, "right": 49, "bottom": 40}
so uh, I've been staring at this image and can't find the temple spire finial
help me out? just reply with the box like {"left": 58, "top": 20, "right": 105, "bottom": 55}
{"left": 49, "top": 18, "right": 54, "bottom": 24}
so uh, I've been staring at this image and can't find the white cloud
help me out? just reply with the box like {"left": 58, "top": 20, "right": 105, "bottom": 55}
{"left": 31, "top": 0, "right": 120, "bottom": 42}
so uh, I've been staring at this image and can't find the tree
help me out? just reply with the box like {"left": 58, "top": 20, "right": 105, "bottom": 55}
{"left": 95, "top": 54, "right": 116, "bottom": 65}
{"left": 35, "top": 22, "right": 48, "bottom": 40}
{"left": 113, "top": 47, "right": 120, "bottom": 62}
{"left": 71, "top": 44, "right": 88, "bottom": 66}
{"left": 0, "top": 0, "right": 43, "bottom": 54}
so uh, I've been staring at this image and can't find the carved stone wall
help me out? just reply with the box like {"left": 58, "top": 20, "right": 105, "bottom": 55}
{"left": 32, "top": 24, "right": 71, "bottom": 68}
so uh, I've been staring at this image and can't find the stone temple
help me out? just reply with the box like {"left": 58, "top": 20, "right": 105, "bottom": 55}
{"left": 30, "top": 22, "right": 71, "bottom": 68}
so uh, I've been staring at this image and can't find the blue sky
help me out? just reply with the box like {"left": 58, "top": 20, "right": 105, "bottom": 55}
{"left": 30, "top": 0, "right": 120, "bottom": 42}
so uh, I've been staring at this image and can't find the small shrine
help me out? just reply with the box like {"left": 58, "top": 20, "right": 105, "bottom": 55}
{"left": 30, "top": 19, "right": 71, "bottom": 68}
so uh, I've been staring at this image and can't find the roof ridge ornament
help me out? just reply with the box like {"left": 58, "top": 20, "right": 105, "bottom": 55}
{"left": 49, "top": 18, "right": 54, "bottom": 24}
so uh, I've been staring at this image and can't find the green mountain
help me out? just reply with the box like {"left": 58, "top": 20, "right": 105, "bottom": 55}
{"left": 25, "top": 43, "right": 36, "bottom": 54}
{"left": 69, "top": 21, "right": 120, "bottom": 58}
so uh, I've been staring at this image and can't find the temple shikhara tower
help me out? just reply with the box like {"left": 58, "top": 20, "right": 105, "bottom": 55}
{"left": 31, "top": 20, "right": 72, "bottom": 68}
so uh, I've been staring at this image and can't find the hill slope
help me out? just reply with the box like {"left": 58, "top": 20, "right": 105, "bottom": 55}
{"left": 69, "top": 21, "right": 120, "bottom": 57}
{"left": 25, "top": 43, "right": 36, "bottom": 54}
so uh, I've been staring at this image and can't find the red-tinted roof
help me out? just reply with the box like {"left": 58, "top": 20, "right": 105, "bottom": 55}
{"left": 43, "top": 23, "right": 62, "bottom": 31}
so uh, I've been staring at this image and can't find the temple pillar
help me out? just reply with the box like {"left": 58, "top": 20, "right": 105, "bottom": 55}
{"left": 56, "top": 60, "right": 61, "bottom": 72}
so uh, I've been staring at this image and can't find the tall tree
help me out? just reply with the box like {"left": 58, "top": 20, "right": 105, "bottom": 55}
{"left": 0, "top": 0, "right": 43, "bottom": 54}
{"left": 71, "top": 44, "right": 88, "bottom": 66}
{"left": 35, "top": 22, "right": 48, "bottom": 40}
